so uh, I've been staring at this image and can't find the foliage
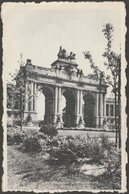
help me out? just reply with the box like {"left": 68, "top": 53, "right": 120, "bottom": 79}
{"left": 8, "top": 127, "right": 121, "bottom": 188}
{"left": 83, "top": 23, "right": 120, "bottom": 90}
{"left": 7, "top": 66, "right": 36, "bottom": 130}
{"left": 7, "top": 127, "right": 25, "bottom": 145}
{"left": 47, "top": 134, "right": 115, "bottom": 166}
{"left": 21, "top": 129, "right": 43, "bottom": 153}
{"left": 83, "top": 23, "right": 121, "bottom": 147}
{"left": 39, "top": 124, "right": 58, "bottom": 138}
{"left": 102, "top": 148, "right": 121, "bottom": 189}
{"left": 47, "top": 135, "right": 80, "bottom": 166}
{"left": 99, "top": 134, "right": 115, "bottom": 151}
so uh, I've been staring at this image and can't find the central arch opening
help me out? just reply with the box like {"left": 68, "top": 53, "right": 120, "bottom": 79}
{"left": 62, "top": 89, "right": 75, "bottom": 128}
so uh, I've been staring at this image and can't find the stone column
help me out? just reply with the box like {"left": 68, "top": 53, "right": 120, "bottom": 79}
{"left": 53, "top": 86, "right": 58, "bottom": 124}
{"left": 56, "top": 87, "right": 63, "bottom": 128}
{"left": 31, "top": 82, "right": 34, "bottom": 111}
{"left": 80, "top": 90, "right": 83, "bottom": 115}
{"left": 33, "top": 83, "right": 35, "bottom": 111}
{"left": 34, "top": 83, "right": 37, "bottom": 112}
{"left": 103, "top": 94, "right": 106, "bottom": 117}
{"left": 78, "top": 90, "right": 85, "bottom": 129}
{"left": 25, "top": 81, "right": 28, "bottom": 111}
{"left": 76, "top": 90, "right": 80, "bottom": 125}
{"left": 55, "top": 87, "right": 58, "bottom": 114}
{"left": 58, "top": 87, "right": 62, "bottom": 114}
{"left": 96, "top": 92, "right": 99, "bottom": 127}
{"left": 100, "top": 93, "right": 104, "bottom": 126}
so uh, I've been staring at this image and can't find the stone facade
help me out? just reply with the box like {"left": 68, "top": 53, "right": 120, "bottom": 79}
{"left": 106, "top": 97, "right": 119, "bottom": 129}
{"left": 15, "top": 57, "right": 108, "bottom": 128}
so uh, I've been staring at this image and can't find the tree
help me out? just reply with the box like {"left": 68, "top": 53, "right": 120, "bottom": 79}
{"left": 83, "top": 23, "right": 121, "bottom": 148}
{"left": 7, "top": 66, "right": 35, "bottom": 130}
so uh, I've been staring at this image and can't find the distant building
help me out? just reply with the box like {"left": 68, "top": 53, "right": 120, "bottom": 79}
{"left": 106, "top": 97, "right": 119, "bottom": 129}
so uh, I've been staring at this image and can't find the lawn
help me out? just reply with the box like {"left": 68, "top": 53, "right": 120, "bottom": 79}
{"left": 7, "top": 126, "right": 120, "bottom": 191}
{"left": 58, "top": 129, "right": 116, "bottom": 139}
{"left": 7, "top": 144, "right": 116, "bottom": 192}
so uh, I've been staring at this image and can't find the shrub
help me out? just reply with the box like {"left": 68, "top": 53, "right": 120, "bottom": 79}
{"left": 47, "top": 135, "right": 89, "bottom": 166}
{"left": 87, "top": 138, "right": 105, "bottom": 164}
{"left": 13, "top": 120, "right": 21, "bottom": 126}
{"left": 22, "top": 129, "right": 43, "bottom": 153}
{"left": 102, "top": 149, "right": 121, "bottom": 189}
{"left": 85, "top": 134, "right": 116, "bottom": 164}
{"left": 47, "top": 134, "right": 108, "bottom": 165}
{"left": 99, "top": 134, "right": 115, "bottom": 151}
{"left": 7, "top": 127, "right": 25, "bottom": 145}
{"left": 39, "top": 124, "right": 58, "bottom": 138}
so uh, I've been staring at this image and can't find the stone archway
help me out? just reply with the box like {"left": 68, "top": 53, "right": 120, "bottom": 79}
{"left": 62, "top": 89, "right": 76, "bottom": 127}
{"left": 41, "top": 86, "right": 54, "bottom": 125}
{"left": 83, "top": 94, "right": 95, "bottom": 128}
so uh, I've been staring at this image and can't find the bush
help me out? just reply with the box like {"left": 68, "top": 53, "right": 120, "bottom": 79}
{"left": 86, "top": 138, "right": 105, "bottom": 164}
{"left": 102, "top": 149, "right": 121, "bottom": 189}
{"left": 99, "top": 134, "right": 115, "bottom": 151}
{"left": 47, "top": 134, "right": 116, "bottom": 166}
{"left": 13, "top": 120, "right": 21, "bottom": 126}
{"left": 39, "top": 124, "right": 58, "bottom": 138}
{"left": 7, "top": 127, "right": 25, "bottom": 145}
{"left": 85, "top": 134, "right": 116, "bottom": 164}
{"left": 22, "top": 129, "right": 43, "bottom": 153}
{"left": 47, "top": 135, "right": 89, "bottom": 166}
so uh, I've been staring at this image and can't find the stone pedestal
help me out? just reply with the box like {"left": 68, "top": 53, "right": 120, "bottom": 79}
{"left": 78, "top": 116, "right": 85, "bottom": 129}
{"left": 26, "top": 114, "right": 33, "bottom": 127}
{"left": 56, "top": 114, "right": 63, "bottom": 129}
{"left": 26, "top": 122, "right": 33, "bottom": 127}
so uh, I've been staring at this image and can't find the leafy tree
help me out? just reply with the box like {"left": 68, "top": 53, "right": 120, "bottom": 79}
{"left": 7, "top": 65, "right": 35, "bottom": 130}
{"left": 83, "top": 23, "right": 121, "bottom": 147}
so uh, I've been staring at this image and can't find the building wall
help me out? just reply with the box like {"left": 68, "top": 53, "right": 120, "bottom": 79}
{"left": 106, "top": 98, "right": 118, "bottom": 129}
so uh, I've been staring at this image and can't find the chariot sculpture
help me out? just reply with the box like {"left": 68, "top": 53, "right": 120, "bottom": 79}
{"left": 57, "top": 46, "right": 76, "bottom": 61}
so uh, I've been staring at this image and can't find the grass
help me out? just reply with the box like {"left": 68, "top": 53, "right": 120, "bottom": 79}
{"left": 58, "top": 129, "right": 116, "bottom": 139}
{"left": 7, "top": 144, "right": 118, "bottom": 191}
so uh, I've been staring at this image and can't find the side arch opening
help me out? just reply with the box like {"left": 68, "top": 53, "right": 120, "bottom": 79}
{"left": 83, "top": 94, "right": 95, "bottom": 127}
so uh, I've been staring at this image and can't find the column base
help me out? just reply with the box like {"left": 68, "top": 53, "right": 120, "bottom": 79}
{"left": 96, "top": 116, "right": 105, "bottom": 128}
{"left": 26, "top": 122, "right": 33, "bottom": 127}
{"left": 53, "top": 114, "right": 63, "bottom": 129}
{"left": 76, "top": 115, "right": 85, "bottom": 129}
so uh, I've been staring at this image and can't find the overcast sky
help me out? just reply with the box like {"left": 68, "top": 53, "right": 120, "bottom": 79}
{"left": 2, "top": 2, "right": 125, "bottom": 79}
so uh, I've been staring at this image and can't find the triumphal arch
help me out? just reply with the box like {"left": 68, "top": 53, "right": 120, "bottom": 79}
{"left": 22, "top": 47, "right": 107, "bottom": 129}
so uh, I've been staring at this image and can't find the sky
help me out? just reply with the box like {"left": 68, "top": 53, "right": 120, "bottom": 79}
{"left": 2, "top": 2, "right": 125, "bottom": 119}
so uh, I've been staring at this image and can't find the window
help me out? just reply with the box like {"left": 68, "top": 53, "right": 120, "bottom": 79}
{"left": 110, "top": 105, "right": 114, "bottom": 116}
{"left": 106, "top": 104, "right": 109, "bottom": 116}
{"left": 28, "top": 101, "right": 31, "bottom": 112}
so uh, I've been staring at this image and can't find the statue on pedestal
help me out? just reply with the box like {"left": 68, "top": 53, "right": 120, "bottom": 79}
{"left": 78, "top": 116, "right": 85, "bottom": 129}
{"left": 56, "top": 115, "right": 63, "bottom": 129}
{"left": 57, "top": 46, "right": 76, "bottom": 61}
{"left": 26, "top": 113, "right": 33, "bottom": 127}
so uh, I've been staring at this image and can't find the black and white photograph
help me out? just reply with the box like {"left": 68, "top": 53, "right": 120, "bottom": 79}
{"left": 2, "top": 2, "right": 127, "bottom": 192}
